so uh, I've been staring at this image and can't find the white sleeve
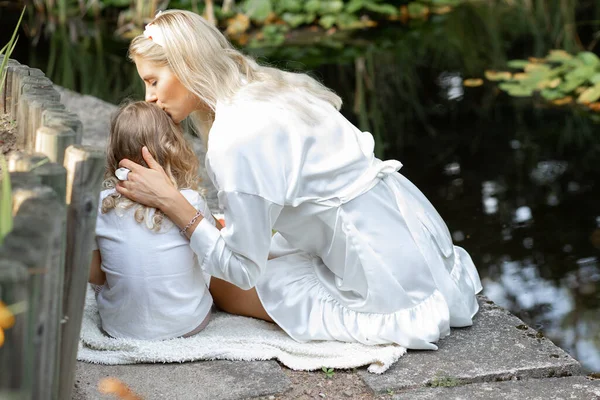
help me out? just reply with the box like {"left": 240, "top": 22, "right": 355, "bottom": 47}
{"left": 189, "top": 112, "right": 288, "bottom": 290}
{"left": 189, "top": 191, "right": 282, "bottom": 290}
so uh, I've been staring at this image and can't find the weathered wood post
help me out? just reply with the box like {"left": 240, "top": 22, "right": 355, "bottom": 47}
{"left": 58, "top": 145, "right": 104, "bottom": 400}
{"left": 27, "top": 99, "right": 65, "bottom": 150}
{"left": 3, "top": 63, "right": 26, "bottom": 114}
{"left": 7, "top": 151, "right": 48, "bottom": 170}
{"left": 35, "top": 125, "right": 77, "bottom": 165}
{"left": 42, "top": 110, "right": 84, "bottom": 145}
{"left": 0, "top": 59, "right": 20, "bottom": 112}
{"left": 0, "top": 259, "right": 30, "bottom": 399}
{"left": 2, "top": 183, "right": 65, "bottom": 400}
{"left": 7, "top": 151, "right": 67, "bottom": 204}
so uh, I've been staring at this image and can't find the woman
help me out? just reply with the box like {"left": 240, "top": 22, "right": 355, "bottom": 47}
{"left": 117, "top": 9, "right": 482, "bottom": 349}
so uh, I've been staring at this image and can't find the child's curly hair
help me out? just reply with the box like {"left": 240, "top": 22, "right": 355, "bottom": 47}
{"left": 102, "top": 101, "right": 200, "bottom": 231}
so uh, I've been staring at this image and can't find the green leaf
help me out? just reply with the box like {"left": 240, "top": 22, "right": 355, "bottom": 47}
{"left": 0, "top": 155, "right": 13, "bottom": 245}
{"left": 506, "top": 60, "right": 529, "bottom": 69}
{"left": 558, "top": 76, "right": 586, "bottom": 93}
{"left": 319, "top": 1, "right": 344, "bottom": 15}
{"left": 546, "top": 50, "right": 573, "bottom": 63}
{"left": 276, "top": 0, "right": 303, "bottom": 13}
{"left": 540, "top": 89, "right": 566, "bottom": 101}
{"left": 0, "top": 6, "right": 25, "bottom": 96}
{"left": 364, "top": 2, "right": 398, "bottom": 15}
{"left": 281, "top": 12, "right": 307, "bottom": 28}
{"left": 319, "top": 15, "right": 337, "bottom": 29}
{"left": 499, "top": 82, "right": 534, "bottom": 97}
{"left": 304, "top": 0, "right": 321, "bottom": 14}
{"left": 564, "top": 65, "right": 596, "bottom": 82}
{"left": 243, "top": 0, "right": 272, "bottom": 22}
{"left": 345, "top": 0, "right": 367, "bottom": 14}
{"left": 577, "top": 51, "right": 600, "bottom": 67}
{"left": 589, "top": 73, "right": 600, "bottom": 85}
{"left": 407, "top": 2, "right": 428, "bottom": 18}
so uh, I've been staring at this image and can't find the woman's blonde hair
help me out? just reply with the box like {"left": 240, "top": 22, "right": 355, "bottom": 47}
{"left": 102, "top": 101, "right": 200, "bottom": 231}
{"left": 128, "top": 9, "right": 342, "bottom": 140}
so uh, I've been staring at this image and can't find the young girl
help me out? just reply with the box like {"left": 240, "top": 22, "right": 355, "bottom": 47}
{"left": 88, "top": 101, "right": 215, "bottom": 340}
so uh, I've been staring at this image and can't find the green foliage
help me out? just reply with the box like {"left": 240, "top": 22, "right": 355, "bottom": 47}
{"left": 479, "top": 50, "right": 600, "bottom": 111}
{"left": 428, "top": 374, "right": 461, "bottom": 387}
{"left": 321, "top": 367, "right": 335, "bottom": 379}
{"left": 0, "top": 155, "right": 12, "bottom": 246}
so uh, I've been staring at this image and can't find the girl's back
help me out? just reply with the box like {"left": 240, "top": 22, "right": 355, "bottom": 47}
{"left": 95, "top": 188, "right": 213, "bottom": 340}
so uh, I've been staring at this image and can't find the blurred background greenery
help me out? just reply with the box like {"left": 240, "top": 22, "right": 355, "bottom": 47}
{"left": 1, "top": 0, "right": 599, "bottom": 372}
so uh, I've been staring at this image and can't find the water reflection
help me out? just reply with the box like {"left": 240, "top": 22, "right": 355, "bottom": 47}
{"left": 2, "top": 0, "right": 599, "bottom": 372}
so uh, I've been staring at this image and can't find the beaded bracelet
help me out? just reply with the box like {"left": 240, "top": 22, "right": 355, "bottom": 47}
{"left": 180, "top": 210, "right": 203, "bottom": 236}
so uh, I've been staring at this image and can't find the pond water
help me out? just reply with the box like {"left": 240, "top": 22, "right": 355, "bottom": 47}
{"left": 2, "top": 1, "right": 599, "bottom": 372}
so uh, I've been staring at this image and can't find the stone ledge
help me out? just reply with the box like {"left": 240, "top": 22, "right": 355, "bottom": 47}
{"left": 73, "top": 360, "right": 291, "bottom": 400}
{"left": 359, "top": 297, "right": 582, "bottom": 394}
{"left": 391, "top": 376, "right": 600, "bottom": 399}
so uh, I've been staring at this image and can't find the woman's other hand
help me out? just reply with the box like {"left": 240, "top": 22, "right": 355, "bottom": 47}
{"left": 116, "top": 146, "right": 177, "bottom": 209}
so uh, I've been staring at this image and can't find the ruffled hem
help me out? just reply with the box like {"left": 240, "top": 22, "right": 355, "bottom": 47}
{"left": 255, "top": 246, "right": 482, "bottom": 350}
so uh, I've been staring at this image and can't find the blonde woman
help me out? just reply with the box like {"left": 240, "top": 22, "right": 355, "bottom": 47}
{"left": 116, "top": 10, "right": 483, "bottom": 349}
{"left": 89, "top": 101, "right": 216, "bottom": 340}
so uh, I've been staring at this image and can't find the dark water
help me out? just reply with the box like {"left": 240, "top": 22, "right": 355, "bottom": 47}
{"left": 2, "top": 2, "right": 599, "bottom": 372}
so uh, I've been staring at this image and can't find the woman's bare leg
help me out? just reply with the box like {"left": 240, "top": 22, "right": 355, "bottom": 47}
{"left": 209, "top": 277, "right": 274, "bottom": 322}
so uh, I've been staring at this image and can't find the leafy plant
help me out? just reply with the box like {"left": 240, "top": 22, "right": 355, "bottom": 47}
{"left": 475, "top": 50, "right": 600, "bottom": 112}
{"left": 321, "top": 366, "right": 335, "bottom": 379}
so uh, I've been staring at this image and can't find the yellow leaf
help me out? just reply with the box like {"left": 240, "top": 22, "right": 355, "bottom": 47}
{"left": 0, "top": 328, "right": 3, "bottom": 348}
{"left": 0, "top": 301, "right": 14, "bottom": 330}
{"left": 513, "top": 73, "right": 529, "bottom": 80}
{"left": 524, "top": 63, "right": 547, "bottom": 72}
{"left": 432, "top": 6, "right": 452, "bottom": 15}
{"left": 225, "top": 13, "right": 250, "bottom": 37}
{"left": 463, "top": 78, "right": 484, "bottom": 87}
{"left": 588, "top": 102, "right": 600, "bottom": 111}
{"left": 485, "top": 71, "right": 512, "bottom": 81}
{"left": 551, "top": 96, "right": 573, "bottom": 106}
{"left": 528, "top": 57, "right": 546, "bottom": 64}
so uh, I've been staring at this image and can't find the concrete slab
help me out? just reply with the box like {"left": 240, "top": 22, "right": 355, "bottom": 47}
{"left": 359, "top": 297, "right": 582, "bottom": 393}
{"left": 73, "top": 360, "right": 291, "bottom": 400}
{"left": 391, "top": 376, "right": 600, "bottom": 399}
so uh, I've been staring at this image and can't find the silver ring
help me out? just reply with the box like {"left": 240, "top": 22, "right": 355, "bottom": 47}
{"left": 115, "top": 167, "right": 130, "bottom": 181}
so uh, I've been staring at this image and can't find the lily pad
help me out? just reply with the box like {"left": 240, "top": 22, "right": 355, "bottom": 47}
{"left": 485, "top": 70, "right": 512, "bottom": 81}
{"left": 499, "top": 82, "right": 534, "bottom": 97}
{"left": 463, "top": 78, "right": 483, "bottom": 87}
{"left": 547, "top": 49, "right": 573, "bottom": 63}
{"left": 577, "top": 51, "right": 600, "bottom": 67}
{"left": 541, "top": 89, "right": 566, "bottom": 100}
{"left": 507, "top": 59, "right": 529, "bottom": 69}
{"left": 577, "top": 83, "right": 600, "bottom": 104}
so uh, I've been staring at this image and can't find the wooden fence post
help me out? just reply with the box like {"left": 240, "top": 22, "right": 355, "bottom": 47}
{"left": 28, "top": 99, "right": 65, "bottom": 151}
{"left": 42, "top": 111, "right": 84, "bottom": 145}
{"left": 7, "top": 151, "right": 49, "bottom": 173}
{"left": 58, "top": 145, "right": 104, "bottom": 400}
{"left": 0, "top": 58, "right": 20, "bottom": 112}
{"left": 0, "top": 259, "right": 30, "bottom": 399}
{"left": 3, "top": 63, "right": 26, "bottom": 115}
{"left": 2, "top": 185, "right": 65, "bottom": 400}
{"left": 35, "top": 126, "right": 77, "bottom": 165}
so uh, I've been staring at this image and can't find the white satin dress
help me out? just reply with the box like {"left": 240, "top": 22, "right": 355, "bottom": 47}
{"left": 190, "top": 88, "right": 483, "bottom": 350}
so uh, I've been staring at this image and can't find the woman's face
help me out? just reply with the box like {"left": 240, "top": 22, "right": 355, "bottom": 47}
{"left": 134, "top": 56, "right": 199, "bottom": 123}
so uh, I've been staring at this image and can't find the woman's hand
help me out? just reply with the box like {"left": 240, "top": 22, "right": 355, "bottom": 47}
{"left": 116, "top": 146, "right": 178, "bottom": 210}
{"left": 116, "top": 146, "right": 203, "bottom": 235}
